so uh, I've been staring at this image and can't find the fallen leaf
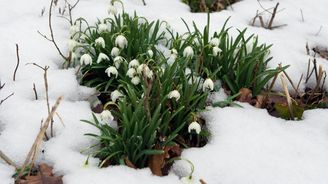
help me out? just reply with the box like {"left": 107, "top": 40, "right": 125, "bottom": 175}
{"left": 237, "top": 88, "right": 252, "bottom": 103}
{"left": 16, "top": 163, "right": 63, "bottom": 184}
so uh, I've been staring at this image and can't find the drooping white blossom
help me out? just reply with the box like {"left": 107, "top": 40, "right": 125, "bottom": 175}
{"left": 188, "top": 121, "right": 201, "bottom": 134}
{"left": 111, "top": 90, "right": 123, "bottom": 102}
{"left": 98, "top": 23, "right": 108, "bottom": 33}
{"left": 131, "top": 76, "right": 141, "bottom": 85}
{"left": 210, "top": 37, "right": 220, "bottom": 47}
{"left": 95, "top": 37, "right": 106, "bottom": 48}
{"left": 126, "top": 68, "right": 136, "bottom": 78}
{"left": 137, "top": 64, "right": 153, "bottom": 79}
{"left": 212, "top": 46, "right": 222, "bottom": 56}
{"left": 97, "top": 53, "right": 109, "bottom": 63}
{"left": 80, "top": 54, "right": 93, "bottom": 65}
{"left": 113, "top": 56, "right": 124, "bottom": 69}
{"left": 129, "top": 59, "right": 140, "bottom": 68}
{"left": 115, "top": 35, "right": 128, "bottom": 49}
{"left": 107, "top": 4, "right": 117, "bottom": 15}
{"left": 100, "top": 110, "right": 114, "bottom": 123}
{"left": 168, "top": 90, "right": 180, "bottom": 101}
{"left": 202, "top": 78, "right": 214, "bottom": 92}
{"left": 147, "top": 49, "right": 154, "bottom": 58}
{"left": 111, "top": 47, "right": 120, "bottom": 57}
{"left": 183, "top": 46, "right": 194, "bottom": 58}
{"left": 68, "top": 39, "right": 78, "bottom": 52}
{"left": 69, "top": 25, "right": 79, "bottom": 36}
{"left": 171, "top": 48, "right": 178, "bottom": 55}
{"left": 105, "top": 66, "right": 118, "bottom": 78}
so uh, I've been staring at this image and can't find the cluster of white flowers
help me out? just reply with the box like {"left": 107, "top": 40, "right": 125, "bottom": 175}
{"left": 188, "top": 121, "right": 201, "bottom": 134}
{"left": 95, "top": 37, "right": 106, "bottom": 48}
{"left": 183, "top": 46, "right": 194, "bottom": 58}
{"left": 97, "top": 53, "right": 109, "bottom": 63}
{"left": 105, "top": 66, "right": 118, "bottom": 78}
{"left": 168, "top": 90, "right": 180, "bottom": 101}
{"left": 111, "top": 90, "right": 123, "bottom": 102}
{"left": 202, "top": 78, "right": 214, "bottom": 92}
{"left": 115, "top": 35, "right": 128, "bottom": 49}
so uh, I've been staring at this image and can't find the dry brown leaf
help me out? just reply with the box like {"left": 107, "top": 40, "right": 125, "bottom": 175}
{"left": 237, "top": 88, "right": 252, "bottom": 103}
{"left": 124, "top": 157, "right": 137, "bottom": 169}
{"left": 17, "top": 163, "right": 63, "bottom": 184}
{"left": 200, "top": 179, "right": 207, "bottom": 184}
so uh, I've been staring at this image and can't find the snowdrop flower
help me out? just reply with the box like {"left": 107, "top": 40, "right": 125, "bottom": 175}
{"left": 80, "top": 54, "right": 93, "bottom": 65}
{"left": 167, "top": 54, "right": 177, "bottom": 66}
{"left": 180, "top": 176, "right": 195, "bottom": 184}
{"left": 137, "top": 64, "right": 153, "bottom": 79}
{"left": 126, "top": 68, "right": 136, "bottom": 78}
{"left": 203, "top": 78, "right": 214, "bottom": 92}
{"left": 183, "top": 46, "right": 194, "bottom": 58}
{"left": 111, "top": 47, "right": 120, "bottom": 57}
{"left": 98, "top": 23, "right": 108, "bottom": 33}
{"left": 188, "top": 121, "right": 201, "bottom": 134}
{"left": 95, "top": 37, "right": 106, "bottom": 48}
{"left": 113, "top": 56, "right": 124, "bottom": 69}
{"left": 147, "top": 70, "right": 154, "bottom": 79}
{"left": 129, "top": 59, "right": 140, "bottom": 68}
{"left": 105, "top": 66, "right": 118, "bottom": 78}
{"left": 111, "top": 90, "right": 123, "bottom": 102}
{"left": 107, "top": 4, "right": 117, "bottom": 15}
{"left": 68, "top": 39, "right": 78, "bottom": 51}
{"left": 212, "top": 46, "right": 222, "bottom": 56}
{"left": 147, "top": 49, "right": 154, "bottom": 58}
{"left": 115, "top": 35, "right": 128, "bottom": 49}
{"left": 168, "top": 90, "right": 180, "bottom": 101}
{"left": 69, "top": 25, "right": 79, "bottom": 36}
{"left": 210, "top": 37, "right": 220, "bottom": 46}
{"left": 131, "top": 76, "right": 141, "bottom": 85}
{"left": 100, "top": 110, "right": 114, "bottom": 123}
{"left": 97, "top": 53, "right": 109, "bottom": 63}
{"left": 171, "top": 48, "right": 178, "bottom": 55}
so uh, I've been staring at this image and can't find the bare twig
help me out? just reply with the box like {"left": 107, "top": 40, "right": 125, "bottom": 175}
{"left": 315, "top": 25, "right": 323, "bottom": 36}
{"left": 33, "top": 83, "right": 38, "bottom": 100}
{"left": 305, "top": 42, "right": 310, "bottom": 55}
{"left": 0, "top": 150, "right": 18, "bottom": 169}
{"left": 0, "top": 93, "right": 14, "bottom": 106}
{"left": 13, "top": 44, "right": 20, "bottom": 81}
{"left": 300, "top": 9, "right": 304, "bottom": 22}
{"left": 17, "top": 96, "right": 63, "bottom": 179}
{"left": 268, "top": 3, "right": 279, "bottom": 29}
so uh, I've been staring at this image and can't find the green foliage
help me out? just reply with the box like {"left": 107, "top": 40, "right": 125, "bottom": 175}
{"left": 182, "top": 0, "right": 237, "bottom": 12}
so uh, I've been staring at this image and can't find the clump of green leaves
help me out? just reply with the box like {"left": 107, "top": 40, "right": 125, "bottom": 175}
{"left": 182, "top": 0, "right": 238, "bottom": 12}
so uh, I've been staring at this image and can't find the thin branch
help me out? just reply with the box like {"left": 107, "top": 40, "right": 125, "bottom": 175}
{"left": 268, "top": 3, "right": 279, "bottom": 29}
{"left": 0, "top": 93, "right": 14, "bottom": 106}
{"left": 0, "top": 150, "right": 18, "bottom": 169}
{"left": 13, "top": 44, "right": 20, "bottom": 81}
{"left": 33, "top": 83, "right": 38, "bottom": 100}
{"left": 300, "top": 9, "right": 304, "bottom": 22}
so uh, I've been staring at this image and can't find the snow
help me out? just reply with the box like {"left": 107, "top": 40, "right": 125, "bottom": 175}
{"left": 1, "top": 0, "right": 328, "bottom": 183}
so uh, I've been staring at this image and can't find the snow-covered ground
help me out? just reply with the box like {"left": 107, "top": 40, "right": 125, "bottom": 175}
{"left": 1, "top": 0, "right": 328, "bottom": 183}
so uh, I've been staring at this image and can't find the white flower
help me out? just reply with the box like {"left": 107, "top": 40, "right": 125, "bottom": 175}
{"left": 111, "top": 47, "right": 120, "bottom": 57}
{"left": 167, "top": 54, "right": 177, "bottom": 66}
{"left": 203, "top": 78, "right": 214, "bottom": 92}
{"left": 100, "top": 110, "right": 114, "bottom": 123}
{"left": 98, "top": 23, "right": 108, "bottom": 33}
{"left": 107, "top": 4, "right": 117, "bottom": 15}
{"left": 171, "top": 48, "right": 178, "bottom": 55}
{"left": 69, "top": 25, "right": 79, "bottom": 36}
{"left": 147, "top": 70, "right": 154, "bottom": 79}
{"left": 137, "top": 64, "right": 153, "bottom": 79}
{"left": 113, "top": 56, "right": 124, "bottom": 68}
{"left": 71, "top": 52, "right": 78, "bottom": 62}
{"left": 180, "top": 176, "right": 195, "bottom": 184}
{"left": 126, "top": 68, "right": 136, "bottom": 78}
{"left": 147, "top": 49, "right": 154, "bottom": 58}
{"left": 95, "top": 37, "right": 106, "bottom": 48}
{"left": 183, "top": 46, "right": 194, "bottom": 58}
{"left": 80, "top": 54, "right": 93, "bottom": 65}
{"left": 68, "top": 39, "right": 78, "bottom": 52}
{"left": 212, "top": 46, "right": 222, "bottom": 56}
{"left": 129, "top": 59, "right": 140, "bottom": 68}
{"left": 131, "top": 76, "right": 141, "bottom": 85}
{"left": 115, "top": 35, "right": 128, "bottom": 49}
{"left": 210, "top": 37, "right": 220, "bottom": 46}
{"left": 168, "top": 90, "right": 180, "bottom": 101}
{"left": 105, "top": 66, "right": 118, "bottom": 78}
{"left": 111, "top": 90, "right": 123, "bottom": 102}
{"left": 188, "top": 121, "right": 201, "bottom": 134}
{"left": 97, "top": 53, "right": 109, "bottom": 63}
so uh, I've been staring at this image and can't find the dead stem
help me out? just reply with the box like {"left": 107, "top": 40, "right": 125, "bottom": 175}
{"left": 13, "top": 44, "right": 20, "bottom": 81}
